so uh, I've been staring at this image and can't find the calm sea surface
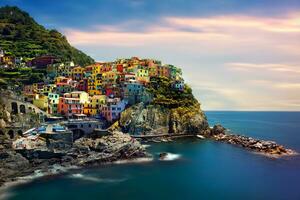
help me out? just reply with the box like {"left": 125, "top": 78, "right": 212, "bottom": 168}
{"left": 4, "top": 112, "right": 300, "bottom": 200}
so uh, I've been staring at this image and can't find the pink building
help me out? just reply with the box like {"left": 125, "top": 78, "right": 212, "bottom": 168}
{"left": 57, "top": 91, "right": 89, "bottom": 118}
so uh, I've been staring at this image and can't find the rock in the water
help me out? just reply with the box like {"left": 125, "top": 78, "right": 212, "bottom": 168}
{"left": 211, "top": 124, "right": 226, "bottom": 135}
{"left": 212, "top": 132, "right": 296, "bottom": 157}
{"left": 159, "top": 152, "right": 168, "bottom": 160}
{"left": 73, "top": 131, "right": 149, "bottom": 165}
{"left": 0, "top": 150, "right": 31, "bottom": 185}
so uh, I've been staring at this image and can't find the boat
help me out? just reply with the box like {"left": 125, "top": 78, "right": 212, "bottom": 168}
{"left": 45, "top": 116, "right": 64, "bottom": 122}
{"left": 196, "top": 135, "right": 205, "bottom": 139}
{"left": 22, "top": 128, "right": 36, "bottom": 136}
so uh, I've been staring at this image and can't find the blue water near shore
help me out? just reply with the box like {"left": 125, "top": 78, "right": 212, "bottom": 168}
{"left": 4, "top": 111, "right": 300, "bottom": 200}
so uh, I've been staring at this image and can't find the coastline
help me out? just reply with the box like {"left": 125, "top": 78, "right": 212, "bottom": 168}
{"left": 0, "top": 155, "right": 153, "bottom": 199}
{"left": 0, "top": 131, "right": 150, "bottom": 190}
{"left": 0, "top": 132, "right": 297, "bottom": 197}
{"left": 0, "top": 126, "right": 298, "bottom": 194}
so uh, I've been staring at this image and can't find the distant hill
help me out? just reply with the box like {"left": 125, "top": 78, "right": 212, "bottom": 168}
{"left": 0, "top": 6, "right": 94, "bottom": 66}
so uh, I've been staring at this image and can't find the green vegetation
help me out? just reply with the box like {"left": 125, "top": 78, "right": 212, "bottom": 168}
{"left": 0, "top": 6, "right": 94, "bottom": 66}
{"left": 147, "top": 77, "right": 198, "bottom": 108}
{"left": 0, "top": 67, "right": 45, "bottom": 87}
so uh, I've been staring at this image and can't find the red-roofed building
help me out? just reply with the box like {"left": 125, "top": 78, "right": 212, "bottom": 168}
{"left": 116, "top": 64, "right": 124, "bottom": 73}
{"left": 28, "top": 56, "right": 59, "bottom": 68}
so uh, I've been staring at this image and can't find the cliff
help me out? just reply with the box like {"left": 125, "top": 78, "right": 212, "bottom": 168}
{"left": 120, "top": 102, "right": 209, "bottom": 135}
{"left": 119, "top": 77, "right": 210, "bottom": 135}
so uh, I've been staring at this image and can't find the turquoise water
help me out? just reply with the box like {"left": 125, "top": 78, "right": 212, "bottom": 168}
{"left": 5, "top": 112, "right": 300, "bottom": 200}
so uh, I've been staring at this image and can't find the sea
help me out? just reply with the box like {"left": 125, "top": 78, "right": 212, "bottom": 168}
{"left": 2, "top": 111, "right": 300, "bottom": 200}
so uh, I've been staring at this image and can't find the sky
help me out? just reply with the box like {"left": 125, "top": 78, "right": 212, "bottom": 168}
{"left": 1, "top": 0, "right": 300, "bottom": 111}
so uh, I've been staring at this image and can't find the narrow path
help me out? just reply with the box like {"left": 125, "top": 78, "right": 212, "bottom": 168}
{"left": 131, "top": 133, "right": 196, "bottom": 138}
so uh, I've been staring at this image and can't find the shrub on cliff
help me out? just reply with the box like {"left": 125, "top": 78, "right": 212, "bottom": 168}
{"left": 147, "top": 76, "right": 198, "bottom": 108}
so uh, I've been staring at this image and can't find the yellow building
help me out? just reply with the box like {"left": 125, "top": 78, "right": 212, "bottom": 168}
{"left": 92, "top": 63, "right": 102, "bottom": 74}
{"left": 136, "top": 68, "right": 149, "bottom": 83}
{"left": 87, "top": 64, "right": 103, "bottom": 96}
{"left": 43, "top": 84, "right": 56, "bottom": 94}
{"left": 83, "top": 95, "right": 106, "bottom": 116}
{"left": 102, "top": 71, "right": 117, "bottom": 84}
{"left": 71, "top": 66, "right": 85, "bottom": 81}
{"left": 57, "top": 64, "right": 73, "bottom": 77}
{"left": 55, "top": 76, "right": 71, "bottom": 84}
{"left": 95, "top": 74, "right": 103, "bottom": 91}
{"left": 148, "top": 65, "right": 158, "bottom": 77}
{"left": 33, "top": 94, "right": 48, "bottom": 111}
{"left": 125, "top": 66, "right": 137, "bottom": 73}
{"left": 1, "top": 55, "right": 14, "bottom": 65}
{"left": 87, "top": 76, "right": 101, "bottom": 96}
{"left": 32, "top": 83, "right": 45, "bottom": 94}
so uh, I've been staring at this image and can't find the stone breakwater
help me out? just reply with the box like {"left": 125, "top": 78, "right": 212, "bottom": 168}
{"left": 210, "top": 125, "right": 297, "bottom": 157}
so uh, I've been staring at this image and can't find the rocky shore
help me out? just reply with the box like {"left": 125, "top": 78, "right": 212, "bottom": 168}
{"left": 0, "top": 131, "right": 150, "bottom": 187}
{"left": 209, "top": 125, "right": 297, "bottom": 157}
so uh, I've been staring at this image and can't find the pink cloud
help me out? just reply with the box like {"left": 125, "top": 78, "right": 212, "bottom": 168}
{"left": 62, "top": 12, "right": 300, "bottom": 110}
{"left": 226, "top": 62, "right": 300, "bottom": 74}
{"left": 64, "top": 12, "right": 300, "bottom": 57}
{"left": 165, "top": 13, "right": 300, "bottom": 33}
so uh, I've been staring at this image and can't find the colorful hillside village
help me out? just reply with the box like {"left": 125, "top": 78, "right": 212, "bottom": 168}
{"left": 22, "top": 57, "right": 184, "bottom": 123}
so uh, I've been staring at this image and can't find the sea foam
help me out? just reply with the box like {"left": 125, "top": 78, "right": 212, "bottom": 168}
{"left": 69, "top": 173, "right": 127, "bottom": 183}
{"left": 142, "top": 144, "right": 151, "bottom": 148}
{"left": 159, "top": 153, "right": 181, "bottom": 161}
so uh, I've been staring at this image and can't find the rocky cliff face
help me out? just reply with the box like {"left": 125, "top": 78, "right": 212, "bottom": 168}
{"left": 119, "top": 102, "right": 209, "bottom": 135}
{"left": 118, "top": 76, "right": 210, "bottom": 136}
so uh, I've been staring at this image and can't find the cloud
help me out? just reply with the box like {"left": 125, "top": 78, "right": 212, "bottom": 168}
{"left": 165, "top": 13, "right": 300, "bottom": 33}
{"left": 64, "top": 12, "right": 300, "bottom": 63}
{"left": 226, "top": 62, "right": 300, "bottom": 74}
{"left": 63, "top": 12, "right": 300, "bottom": 111}
{"left": 190, "top": 80, "right": 300, "bottom": 111}
{"left": 64, "top": 12, "right": 300, "bottom": 44}
{"left": 276, "top": 83, "right": 300, "bottom": 89}
{"left": 63, "top": 27, "right": 229, "bottom": 46}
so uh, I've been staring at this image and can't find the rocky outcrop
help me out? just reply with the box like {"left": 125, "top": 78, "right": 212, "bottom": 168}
{"left": 73, "top": 131, "right": 149, "bottom": 165}
{"left": 0, "top": 150, "right": 31, "bottom": 185}
{"left": 119, "top": 102, "right": 209, "bottom": 135}
{"left": 209, "top": 125, "right": 296, "bottom": 157}
{"left": 210, "top": 124, "right": 226, "bottom": 136}
{"left": 0, "top": 131, "right": 149, "bottom": 186}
